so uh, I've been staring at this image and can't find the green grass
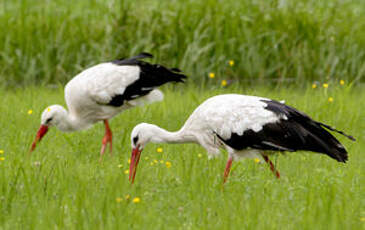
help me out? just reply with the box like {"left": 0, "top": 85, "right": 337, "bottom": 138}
{"left": 1, "top": 0, "right": 365, "bottom": 86}
{"left": 0, "top": 84, "right": 364, "bottom": 229}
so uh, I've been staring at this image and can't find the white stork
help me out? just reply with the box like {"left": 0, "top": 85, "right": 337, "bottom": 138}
{"left": 30, "top": 52, "right": 187, "bottom": 159}
{"left": 128, "top": 94, "right": 355, "bottom": 183}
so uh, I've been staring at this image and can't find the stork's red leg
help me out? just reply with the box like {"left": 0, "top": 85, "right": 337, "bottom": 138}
{"left": 223, "top": 156, "right": 233, "bottom": 183}
{"left": 99, "top": 120, "right": 113, "bottom": 161}
{"left": 263, "top": 155, "right": 280, "bottom": 179}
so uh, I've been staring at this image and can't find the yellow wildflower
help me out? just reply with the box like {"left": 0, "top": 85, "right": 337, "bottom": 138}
{"left": 228, "top": 60, "right": 234, "bottom": 67}
{"left": 125, "top": 194, "right": 130, "bottom": 200}
{"left": 165, "top": 161, "right": 172, "bottom": 168}
{"left": 144, "top": 157, "right": 149, "bottom": 160}
{"left": 124, "top": 170, "right": 129, "bottom": 174}
{"left": 312, "top": 84, "right": 317, "bottom": 89}
{"left": 254, "top": 158, "right": 260, "bottom": 163}
{"left": 0, "top": 150, "right": 4, "bottom": 154}
{"left": 360, "top": 217, "right": 365, "bottom": 222}
{"left": 27, "top": 110, "right": 33, "bottom": 115}
{"left": 156, "top": 147, "right": 163, "bottom": 153}
{"left": 150, "top": 162, "right": 154, "bottom": 166}
{"left": 198, "top": 153, "right": 203, "bottom": 158}
{"left": 340, "top": 80, "right": 345, "bottom": 85}
{"left": 118, "top": 164, "right": 123, "bottom": 168}
{"left": 160, "top": 160, "right": 164, "bottom": 164}
{"left": 0, "top": 157, "right": 5, "bottom": 161}
{"left": 153, "top": 159, "right": 158, "bottom": 164}
{"left": 328, "top": 97, "right": 334, "bottom": 103}
{"left": 128, "top": 158, "right": 131, "bottom": 164}
{"left": 323, "top": 83, "right": 329, "bottom": 88}
{"left": 132, "top": 197, "right": 141, "bottom": 203}
{"left": 116, "top": 197, "right": 123, "bottom": 203}
{"left": 209, "top": 72, "right": 215, "bottom": 79}
{"left": 221, "top": 80, "right": 227, "bottom": 87}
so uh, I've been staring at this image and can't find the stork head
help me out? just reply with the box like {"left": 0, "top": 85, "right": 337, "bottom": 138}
{"left": 129, "top": 123, "right": 159, "bottom": 183}
{"left": 30, "top": 105, "right": 67, "bottom": 152}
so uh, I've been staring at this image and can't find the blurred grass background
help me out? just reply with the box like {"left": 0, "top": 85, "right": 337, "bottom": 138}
{"left": 1, "top": 0, "right": 365, "bottom": 87}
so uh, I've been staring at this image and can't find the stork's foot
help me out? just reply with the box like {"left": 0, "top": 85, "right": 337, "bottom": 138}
{"left": 99, "top": 120, "right": 113, "bottom": 162}
{"left": 262, "top": 155, "right": 280, "bottom": 179}
{"left": 100, "top": 134, "right": 112, "bottom": 159}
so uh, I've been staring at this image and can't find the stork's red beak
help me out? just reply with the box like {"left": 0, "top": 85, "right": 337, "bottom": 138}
{"left": 129, "top": 145, "right": 142, "bottom": 184}
{"left": 30, "top": 125, "right": 49, "bottom": 152}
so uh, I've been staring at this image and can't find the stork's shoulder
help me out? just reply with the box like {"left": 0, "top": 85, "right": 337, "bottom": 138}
{"left": 198, "top": 94, "right": 271, "bottom": 110}
{"left": 65, "top": 63, "right": 142, "bottom": 104}
{"left": 67, "top": 63, "right": 140, "bottom": 86}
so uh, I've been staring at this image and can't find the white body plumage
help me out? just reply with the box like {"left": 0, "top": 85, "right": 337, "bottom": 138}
{"left": 181, "top": 94, "right": 281, "bottom": 158}
{"left": 60, "top": 63, "right": 163, "bottom": 131}
{"left": 132, "top": 94, "right": 280, "bottom": 159}
{"left": 129, "top": 93, "right": 353, "bottom": 183}
{"left": 31, "top": 52, "right": 186, "bottom": 156}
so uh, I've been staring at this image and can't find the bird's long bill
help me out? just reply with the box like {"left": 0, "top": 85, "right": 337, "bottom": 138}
{"left": 30, "top": 125, "right": 49, "bottom": 152}
{"left": 129, "top": 145, "right": 142, "bottom": 184}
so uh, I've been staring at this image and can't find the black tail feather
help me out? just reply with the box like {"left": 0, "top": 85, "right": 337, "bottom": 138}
{"left": 307, "top": 128, "right": 348, "bottom": 162}
{"left": 146, "top": 63, "right": 187, "bottom": 83}
{"left": 111, "top": 52, "right": 153, "bottom": 65}
{"left": 132, "top": 52, "right": 153, "bottom": 59}
{"left": 299, "top": 120, "right": 349, "bottom": 163}
{"left": 260, "top": 99, "right": 353, "bottom": 163}
{"left": 170, "top": 67, "right": 182, "bottom": 72}
{"left": 316, "top": 122, "right": 356, "bottom": 141}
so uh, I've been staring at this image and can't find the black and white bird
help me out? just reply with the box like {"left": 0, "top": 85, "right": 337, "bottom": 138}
{"left": 30, "top": 52, "right": 187, "bottom": 159}
{"left": 128, "top": 94, "right": 355, "bottom": 183}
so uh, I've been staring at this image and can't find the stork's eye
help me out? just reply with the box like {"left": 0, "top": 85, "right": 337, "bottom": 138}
{"left": 46, "top": 117, "right": 53, "bottom": 123}
{"left": 133, "top": 136, "right": 139, "bottom": 145}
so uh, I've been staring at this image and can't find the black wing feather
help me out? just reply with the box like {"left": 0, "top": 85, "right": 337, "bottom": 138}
{"left": 216, "top": 99, "right": 355, "bottom": 163}
{"left": 108, "top": 52, "right": 187, "bottom": 107}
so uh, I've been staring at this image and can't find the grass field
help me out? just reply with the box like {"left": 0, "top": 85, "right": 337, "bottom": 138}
{"left": 0, "top": 84, "right": 364, "bottom": 229}
{"left": 1, "top": 0, "right": 365, "bottom": 86}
